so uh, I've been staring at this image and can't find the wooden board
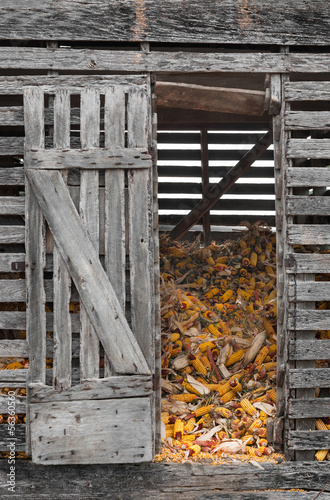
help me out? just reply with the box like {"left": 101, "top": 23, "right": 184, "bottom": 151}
{"left": 0, "top": 311, "right": 80, "bottom": 332}
{"left": 285, "top": 81, "right": 330, "bottom": 101}
{"left": 287, "top": 225, "right": 330, "bottom": 245}
{"left": 285, "top": 111, "right": 330, "bottom": 130}
{"left": 287, "top": 139, "right": 330, "bottom": 159}
{"left": 288, "top": 310, "right": 330, "bottom": 330}
{"left": 30, "top": 397, "right": 152, "bottom": 464}
{"left": 290, "top": 368, "right": 330, "bottom": 388}
{"left": 286, "top": 167, "right": 330, "bottom": 188}
{"left": 288, "top": 430, "right": 330, "bottom": 450}
{"left": 288, "top": 281, "right": 330, "bottom": 301}
{"left": 289, "top": 340, "right": 330, "bottom": 360}
{"left": 287, "top": 196, "right": 330, "bottom": 216}
{"left": 288, "top": 398, "right": 330, "bottom": 419}
{"left": 0, "top": 1, "right": 329, "bottom": 45}
{"left": 0, "top": 394, "right": 26, "bottom": 413}
{"left": 285, "top": 253, "right": 330, "bottom": 274}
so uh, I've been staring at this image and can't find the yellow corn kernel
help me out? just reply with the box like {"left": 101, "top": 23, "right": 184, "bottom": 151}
{"left": 170, "top": 333, "right": 181, "bottom": 343}
{"left": 207, "top": 383, "right": 224, "bottom": 391}
{"left": 191, "top": 358, "right": 208, "bottom": 376}
{"left": 240, "top": 399, "right": 258, "bottom": 416}
{"left": 254, "top": 346, "right": 270, "bottom": 366}
{"left": 171, "top": 341, "right": 182, "bottom": 357}
{"left": 266, "top": 370, "right": 277, "bottom": 379}
{"left": 170, "top": 393, "right": 198, "bottom": 403}
{"left": 253, "top": 394, "right": 268, "bottom": 403}
{"left": 161, "top": 412, "right": 170, "bottom": 424}
{"left": 246, "top": 303, "right": 254, "bottom": 314}
{"left": 214, "top": 407, "right": 232, "bottom": 419}
{"left": 258, "top": 252, "right": 266, "bottom": 262}
{"left": 247, "top": 419, "right": 263, "bottom": 432}
{"left": 267, "top": 389, "right": 277, "bottom": 403}
{"left": 220, "top": 389, "right": 236, "bottom": 404}
{"left": 221, "top": 290, "right": 233, "bottom": 303}
{"left": 174, "top": 419, "right": 184, "bottom": 440}
{"left": 200, "top": 355, "right": 212, "bottom": 371}
{"left": 225, "top": 349, "right": 245, "bottom": 367}
{"left": 242, "top": 257, "right": 250, "bottom": 266}
{"left": 259, "top": 411, "right": 269, "bottom": 422}
{"left": 257, "top": 362, "right": 277, "bottom": 372}
{"left": 199, "top": 340, "right": 216, "bottom": 352}
{"left": 184, "top": 417, "right": 196, "bottom": 432}
{"left": 216, "top": 380, "right": 232, "bottom": 397}
{"left": 165, "top": 424, "right": 174, "bottom": 438}
{"left": 265, "top": 266, "right": 276, "bottom": 279}
{"left": 231, "top": 380, "right": 243, "bottom": 393}
{"left": 182, "top": 381, "right": 202, "bottom": 397}
{"left": 316, "top": 419, "right": 328, "bottom": 431}
{"left": 315, "top": 449, "right": 328, "bottom": 461}
{"left": 207, "top": 325, "right": 222, "bottom": 337}
{"left": 241, "top": 434, "right": 254, "bottom": 444}
{"left": 189, "top": 444, "right": 201, "bottom": 456}
{"left": 268, "top": 344, "right": 277, "bottom": 354}
{"left": 194, "top": 404, "right": 215, "bottom": 418}
{"left": 254, "top": 244, "right": 262, "bottom": 254}
{"left": 182, "top": 434, "right": 196, "bottom": 443}
{"left": 250, "top": 251, "right": 258, "bottom": 267}
{"left": 240, "top": 240, "right": 247, "bottom": 249}
{"left": 207, "top": 256, "right": 215, "bottom": 266}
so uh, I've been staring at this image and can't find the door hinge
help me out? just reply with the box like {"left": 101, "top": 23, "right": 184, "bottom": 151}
{"left": 11, "top": 261, "right": 26, "bottom": 271}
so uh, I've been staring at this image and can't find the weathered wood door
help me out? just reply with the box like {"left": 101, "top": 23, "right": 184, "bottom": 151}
{"left": 274, "top": 76, "right": 330, "bottom": 460}
{"left": 24, "top": 76, "right": 159, "bottom": 464}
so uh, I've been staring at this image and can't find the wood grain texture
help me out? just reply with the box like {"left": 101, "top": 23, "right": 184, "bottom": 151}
{"left": 0, "top": 394, "right": 26, "bottom": 413}
{"left": 288, "top": 430, "right": 330, "bottom": 450}
{"left": 0, "top": 167, "right": 24, "bottom": 186}
{"left": 289, "top": 398, "right": 330, "bottom": 419}
{"left": 25, "top": 169, "right": 149, "bottom": 375}
{"left": 0, "top": 226, "right": 25, "bottom": 244}
{"left": 290, "top": 368, "right": 330, "bottom": 388}
{"left": 285, "top": 111, "right": 330, "bottom": 130}
{"left": 30, "top": 397, "right": 152, "bottom": 464}
{"left": 29, "top": 375, "right": 152, "bottom": 402}
{"left": 287, "top": 196, "right": 330, "bottom": 216}
{"left": 0, "top": 197, "right": 25, "bottom": 215}
{"left": 0, "top": 424, "right": 25, "bottom": 453}
{"left": 0, "top": 1, "right": 329, "bottom": 45}
{"left": 0, "top": 311, "right": 80, "bottom": 332}
{"left": 289, "top": 340, "right": 330, "bottom": 361}
{"left": 288, "top": 281, "right": 330, "bottom": 302}
{"left": 288, "top": 310, "right": 330, "bottom": 330}
{"left": 0, "top": 340, "right": 28, "bottom": 357}
{"left": 285, "top": 253, "right": 330, "bottom": 274}
{"left": 286, "top": 168, "right": 330, "bottom": 188}
{"left": 287, "top": 139, "right": 330, "bottom": 159}
{"left": 287, "top": 225, "right": 330, "bottom": 245}
{"left": 285, "top": 81, "right": 330, "bottom": 101}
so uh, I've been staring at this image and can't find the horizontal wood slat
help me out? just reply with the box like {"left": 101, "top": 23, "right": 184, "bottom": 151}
{"left": 0, "top": 253, "right": 25, "bottom": 272}
{"left": 287, "top": 139, "right": 330, "bottom": 159}
{"left": 285, "top": 111, "right": 330, "bottom": 130}
{"left": 288, "top": 310, "right": 330, "bottom": 330}
{"left": 0, "top": 226, "right": 25, "bottom": 244}
{"left": 0, "top": 168, "right": 24, "bottom": 186}
{"left": 0, "top": 197, "right": 25, "bottom": 215}
{"left": 289, "top": 340, "right": 330, "bottom": 360}
{"left": 0, "top": 394, "right": 26, "bottom": 413}
{"left": 289, "top": 368, "right": 330, "bottom": 388}
{"left": 287, "top": 196, "right": 330, "bottom": 216}
{"left": 285, "top": 81, "right": 330, "bottom": 101}
{"left": 0, "top": 137, "right": 24, "bottom": 155}
{"left": 0, "top": 424, "right": 25, "bottom": 452}
{"left": 25, "top": 148, "right": 152, "bottom": 170}
{"left": 29, "top": 375, "right": 153, "bottom": 402}
{"left": 287, "top": 225, "right": 330, "bottom": 245}
{"left": 288, "top": 281, "right": 330, "bottom": 302}
{"left": 286, "top": 168, "right": 330, "bottom": 188}
{"left": 0, "top": 338, "right": 80, "bottom": 358}
{"left": 0, "top": 311, "right": 80, "bottom": 332}
{"left": 285, "top": 253, "right": 330, "bottom": 274}
{"left": 289, "top": 398, "right": 330, "bottom": 419}
{"left": 0, "top": 2, "right": 329, "bottom": 45}
{"left": 288, "top": 430, "right": 330, "bottom": 450}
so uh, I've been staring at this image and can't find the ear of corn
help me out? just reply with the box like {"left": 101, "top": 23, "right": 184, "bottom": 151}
{"left": 240, "top": 399, "right": 258, "bottom": 416}
{"left": 194, "top": 405, "right": 215, "bottom": 418}
{"left": 225, "top": 349, "right": 245, "bottom": 367}
{"left": 174, "top": 419, "right": 184, "bottom": 440}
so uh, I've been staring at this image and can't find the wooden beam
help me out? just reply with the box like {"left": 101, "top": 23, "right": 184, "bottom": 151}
{"left": 155, "top": 82, "right": 265, "bottom": 116}
{"left": 169, "top": 130, "right": 273, "bottom": 240}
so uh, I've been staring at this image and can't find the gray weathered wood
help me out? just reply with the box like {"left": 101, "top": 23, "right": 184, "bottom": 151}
{"left": 286, "top": 167, "right": 330, "bottom": 188}
{"left": 290, "top": 340, "right": 330, "bottom": 360}
{"left": 0, "top": 1, "right": 329, "bottom": 45}
{"left": 0, "top": 106, "right": 24, "bottom": 125}
{"left": 289, "top": 398, "right": 330, "bottom": 419}
{"left": 30, "top": 397, "right": 152, "bottom": 464}
{"left": 288, "top": 281, "right": 330, "bottom": 301}
{"left": 288, "top": 430, "right": 330, "bottom": 450}
{"left": 25, "top": 169, "right": 149, "bottom": 375}
{"left": 285, "top": 81, "right": 330, "bottom": 101}
{"left": 0, "top": 279, "right": 78, "bottom": 302}
{"left": 287, "top": 225, "right": 330, "bottom": 245}
{"left": 25, "top": 148, "right": 152, "bottom": 169}
{"left": 0, "top": 424, "right": 25, "bottom": 452}
{"left": 288, "top": 310, "right": 330, "bottom": 330}
{"left": 104, "top": 86, "right": 126, "bottom": 377}
{"left": 0, "top": 197, "right": 25, "bottom": 215}
{"left": 290, "top": 368, "right": 330, "bottom": 388}
{"left": 0, "top": 226, "right": 25, "bottom": 244}
{"left": 79, "top": 87, "right": 101, "bottom": 381}
{"left": 29, "top": 375, "right": 152, "bottom": 402}
{"left": 0, "top": 369, "right": 27, "bottom": 384}
{"left": 284, "top": 253, "right": 330, "bottom": 274}
{"left": 0, "top": 340, "right": 28, "bottom": 357}
{"left": 285, "top": 111, "right": 330, "bottom": 130}
{"left": 0, "top": 137, "right": 24, "bottom": 155}
{"left": 287, "top": 196, "right": 330, "bottom": 216}
{"left": 0, "top": 167, "right": 24, "bottom": 186}
{"left": 287, "top": 139, "right": 330, "bottom": 159}
{"left": 156, "top": 82, "right": 265, "bottom": 116}
{"left": 0, "top": 311, "right": 80, "bottom": 332}
{"left": 24, "top": 86, "right": 46, "bottom": 386}
{"left": 0, "top": 394, "right": 26, "bottom": 413}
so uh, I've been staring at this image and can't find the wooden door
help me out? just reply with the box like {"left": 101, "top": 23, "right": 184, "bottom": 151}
{"left": 24, "top": 76, "right": 159, "bottom": 464}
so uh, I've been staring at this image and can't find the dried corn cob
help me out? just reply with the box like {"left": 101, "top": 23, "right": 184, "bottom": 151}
{"left": 174, "top": 419, "right": 184, "bottom": 440}
{"left": 225, "top": 349, "right": 245, "bottom": 367}
{"left": 194, "top": 405, "right": 215, "bottom": 418}
{"left": 170, "top": 393, "right": 198, "bottom": 403}
{"left": 240, "top": 399, "right": 258, "bottom": 416}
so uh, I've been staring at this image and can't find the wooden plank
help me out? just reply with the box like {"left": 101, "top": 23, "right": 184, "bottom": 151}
{"left": 288, "top": 430, "right": 330, "bottom": 450}
{"left": 156, "top": 82, "right": 265, "bottom": 116}
{"left": 0, "top": 424, "right": 25, "bottom": 452}
{"left": 285, "top": 111, "right": 330, "bottom": 130}
{"left": 0, "top": 226, "right": 25, "bottom": 244}
{"left": 0, "top": 394, "right": 26, "bottom": 413}
{"left": 290, "top": 368, "right": 330, "bottom": 388}
{"left": 0, "top": 369, "right": 27, "bottom": 384}
{"left": 25, "top": 148, "right": 152, "bottom": 170}
{"left": 0, "top": 197, "right": 25, "bottom": 215}
{"left": 30, "top": 397, "right": 152, "bottom": 464}
{"left": 287, "top": 139, "right": 330, "bottom": 159}
{"left": 0, "top": 279, "right": 77, "bottom": 302}
{"left": 287, "top": 195, "right": 330, "bottom": 216}
{"left": 29, "top": 375, "right": 152, "bottom": 402}
{"left": 0, "top": 106, "right": 24, "bottom": 126}
{"left": 25, "top": 169, "right": 149, "bottom": 375}
{"left": 288, "top": 281, "right": 330, "bottom": 302}
{"left": 285, "top": 81, "right": 330, "bottom": 101}
{"left": 288, "top": 310, "right": 330, "bottom": 330}
{"left": 104, "top": 86, "right": 126, "bottom": 377}
{"left": 0, "top": 167, "right": 24, "bottom": 186}
{"left": 24, "top": 86, "right": 46, "bottom": 387}
{"left": 0, "top": 340, "right": 28, "bottom": 357}
{"left": 0, "top": 137, "right": 24, "bottom": 155}
{"left": 79, "top": 87, "right": 101, "bottom": 381}
{"left": 52, "top": 88, "right": 72, "bottom": 392}
{"left": 285, "top": 253, "right": 330, "bottom": 274}
{"left": 287, "top": 167, "right": 330, "bottom": 187}
{"left": 287, "top": 225, "right": 330, "bottom": 245}
{"left": 0, "top": 1, "right": 330, "bottom": 45}
{"left": 290, "top": 340, "right": 330, "bottom": 360}
{"left": 0, "top": 311, "right": 80, "bottom": 332}
{"left": 170, "top": 131, "right": 273, "bottom": 240}
{"left": 289, "top": 398, "right": 330, "bottom": 419}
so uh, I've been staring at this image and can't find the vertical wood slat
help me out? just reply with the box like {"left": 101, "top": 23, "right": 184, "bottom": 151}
{"left": 79, "top": 88, "right": 100, "bottom": 381}
{"left": 53, "top": 89, "right": 72, "bottom": 390}
{"left": 127, "top": 86, "right": 154, "bottom": 369}
{"left": 24, "top": 87, "right": 46, "bottom": 385}
{"left": 104, "top": 86, "right": 126, "bottom": 377}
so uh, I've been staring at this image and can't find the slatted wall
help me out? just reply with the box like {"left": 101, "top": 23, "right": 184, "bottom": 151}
{"left": 157, "top": 129, "right": 275, "bottom": 240}
{"left": 278, "top": 77, "right": 330, "bottom": 460}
